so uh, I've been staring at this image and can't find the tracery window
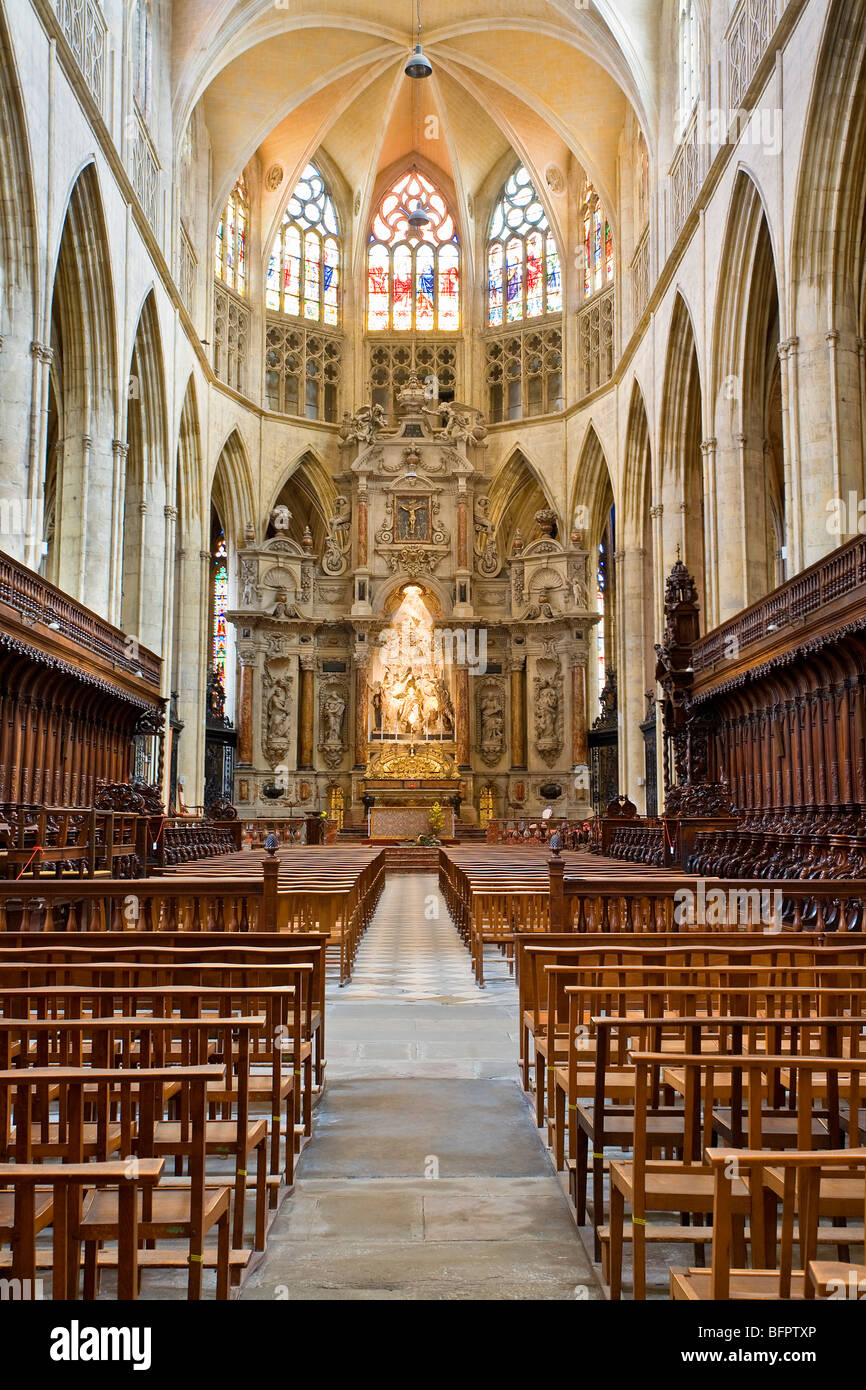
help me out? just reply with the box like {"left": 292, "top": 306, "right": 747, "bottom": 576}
{"left": 212, "top": 528, "right": 228, "bottom": 690}
{"left": 131, "top": 0, "right": 153, "bottom": 120}
{"left": 678, "top": 0, "right": 700, "bottom": 133}
{"left": 487, "top": 165, "right": 561, "bottom": 327}
{"left": 267, "top": 164, "right": 340, "bottom": 325}
{"left": 214, "top": 178, "right": 249, "bottom": 297}
{"left": 367, "top": 170, "right": 459, "bottom": 332}
{"left": 581, "top": 181, "right": 614, "bottom": 299}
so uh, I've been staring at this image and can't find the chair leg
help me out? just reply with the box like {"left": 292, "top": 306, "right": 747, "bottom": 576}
{"left": 553, "top": 1082, "right": 566, "bottom": 1170}
{"left": 255, "top": 1140, "right": 267, "bottom": 1251}
{"left": 534, "top": 1054, "right": 545, "bottom": 1128}
{"left": 609, "top": 1182, "right": 625, "bottom": 1300}
{"left": 216, "top": 1214, "right": 230, "bottom": 1301}
{"left": 83, "top": 1239, "right": 99, "bottom": 1300}
{"left": 188, "top": 1235, "right": 203, "bottom": 1300}
{"left": 632, "top": 1216, "right": 646, "bottom": 1300}
{"left": 232, "top": 1161, "right": 246, "bottom": 1253}
{"left": 575, "top": 1124, "right": 589, "bottom": 1223}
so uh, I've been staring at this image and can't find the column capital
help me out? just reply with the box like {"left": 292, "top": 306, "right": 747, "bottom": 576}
{"left": 30, "top": 341, "right": 54, "bottom": 364}
{"left": 164, "top": 504, "right": 178, "bottom": 521}
{"left": 650, "top": 503, "right": 663, "bottom": 519}
{"left": 299, "top": 653, "right": 316, "bottom": 672}
{"left": 112, "top": 438, "right": 129, "bottom": 459}
{"left": 700, "top": 436, "right": 717, "bottom": 455}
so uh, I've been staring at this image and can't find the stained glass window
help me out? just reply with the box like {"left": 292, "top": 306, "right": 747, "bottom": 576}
{"left": 212, "top": 530, "right": 228, "bottom": 689}
{"left": 267, "top": 164, "right": 340, "bottom": 324}
{"left": 214, "top": 178, "right": 248, "bottom": 297}
{"left": 582, "top": 181, "right": 615, "bottom": 299}
{"left": 597, "top": 543, "right": 606, "bottom": 690}
{"left": 488, "top": 166, "right": 561, "bottom": 327}
{"left": 366, "top": 170, "right": 460, "bottom": 331}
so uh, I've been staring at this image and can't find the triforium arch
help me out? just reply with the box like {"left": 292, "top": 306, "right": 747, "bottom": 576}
{"left": 487, "top": 446, "right": 558, "bottom": 558}
{"left": 789, "top": 0, "right": 866, "bottom": 568}
{"left": 266, "top": 449, "right": 337, "bottom": 556}
{"left": 618, "top": 380, "right": 656, "bottom": 811}
{"left": 121, "top": 290, "right": 169, "bottom": 650}
{"left": 659, "top": 291, "right": 706, "bottom": 621}
{"left": 0, "top": 1, "right": 38, "bottom": 546}
{"left": 44, "top": 164, "right": 117, "bottom": 616}
{"left": 712, "top": 170, "right": 785, "bottom": 616}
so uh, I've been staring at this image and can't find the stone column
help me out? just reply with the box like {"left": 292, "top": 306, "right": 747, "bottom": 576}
{"left": 298, "top": 656, "right": 315, "bottom": 770}
{"left": 571, "top": 659, "right": 588, "bottom": 766}
{"left": 109, "top": 439, "right": 128, "bottom": 626}
{"left": 455, "top": 666, "right": 470, "bottom": 769}
{"left": 237, "top": 654, "right": 255, "bottom": 765}
{"left": 352, "top": 480, "right": 372, "bottom": 615}
{"left": 353, "top": 648, "right": 369, "bottom": 768}
{"left": 357, "top": 490, "right": 368, "bottom": 568}
{"left": 457, "top": 495, "right": 468, "bottom": 569}
{"left": 700, "top": 437, "right": 718, "bottom": 629}
{"left": 509, "top": 654, "right": 527, "bottom": 769}
{"left": 618, "top": 546, "right": 648, "bottom": 812}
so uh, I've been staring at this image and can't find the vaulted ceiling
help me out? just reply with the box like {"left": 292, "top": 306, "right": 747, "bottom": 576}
{"left": 174, "top": 1, "right": 658, "bottom": 248}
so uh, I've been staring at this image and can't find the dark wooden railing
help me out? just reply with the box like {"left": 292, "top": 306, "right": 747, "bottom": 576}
{"left": 0, "top": 550, "right": 161, "bottom": 687}
{"left": 692, "top": 534, "right": 866, "bottom": 674}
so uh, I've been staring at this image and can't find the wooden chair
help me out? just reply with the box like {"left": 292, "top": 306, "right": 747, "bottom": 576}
{"left": 671, "top": 1148, "right": 866, "bottom": 1300}
{"left": 0, "top": 1159, "right": 163, "bottom": 1299}
{"left": 608, "top": 1053, "right": 866, "bottom": 1299}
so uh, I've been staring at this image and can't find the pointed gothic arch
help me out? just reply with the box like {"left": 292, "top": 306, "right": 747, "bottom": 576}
{"left": 659, "top": 291, "right": 706, "bottom": 621}
{"left": 121, "top": 291, "right": 168, "bottom": 649}
{"left": 45, "top": 163, "right": 117, "bottom": 615}
{"left": 712, "top": 170, "right": 786, "bottom": 612}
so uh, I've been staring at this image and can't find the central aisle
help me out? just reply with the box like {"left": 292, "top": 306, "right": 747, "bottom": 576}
{"left": 242, "top": 874, "right": 601, "bottom": 1300}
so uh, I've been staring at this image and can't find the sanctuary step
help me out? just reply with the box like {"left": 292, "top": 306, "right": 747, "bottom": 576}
{"left": 383, "top": 846, "right": 440, "bottom": 873}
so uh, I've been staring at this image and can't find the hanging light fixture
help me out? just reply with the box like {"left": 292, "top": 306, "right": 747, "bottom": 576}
{"left": 405, "top": 0, "right": 432, "bottom": 79}
{"left": 406, "top": 201, "right": 430, "bottom": 231}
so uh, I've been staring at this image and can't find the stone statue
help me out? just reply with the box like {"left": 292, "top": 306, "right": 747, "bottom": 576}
{"left": 338, "top": 402, "right": 388, "bottom": 447}
{"left": 323, "top": 688, "right": 346, "bottom": 744}
{"left": 319, "top": 685, "right": 347, "bottom": 768}
{"left": 478, "top": 683, "right": 505, "bottom": 765}
{"left": 533, "top": 665, "right": 563, "bottom": 765}
{"left": 435, "top": 675, "right": 455, "bottom": 735}
{"left": 322, "top": 494, "right": 351, "bottom": 576}
{"left": 525, "top": 590, "right": 557, "bottom": 620}
{"left": 240, "top": 559, "right": 257, "bottom": 608}
{"left": 265, "top": 677, "right": 293, "bottom": 764}
{"left": 272, "top": 591, "right": 302, "bottom": 619}
{"left": 474, "top": 495, "right": 500, "bottom": 575}
{"left": 424, "top": 401, "right": 487, "bottom": 447}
